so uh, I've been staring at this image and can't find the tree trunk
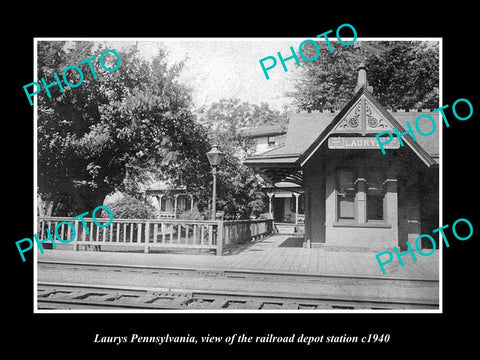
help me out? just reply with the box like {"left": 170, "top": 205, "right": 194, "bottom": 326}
{"left": 37, "top": 195, "right": 45, "bottom": 217}
{"left": 37, "top": 195, "right": 55, "bottom": 217}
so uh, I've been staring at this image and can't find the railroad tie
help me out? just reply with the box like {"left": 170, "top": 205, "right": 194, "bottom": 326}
{"left": 280, "top": 302, "right": 300, "bottom": 310}
{"left": 237, "top": 300, "right": 264, "bottom": 309}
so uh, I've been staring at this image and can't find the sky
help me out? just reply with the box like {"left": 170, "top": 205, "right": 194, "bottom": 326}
{"left": 46, "top": 37, "right": 438, "bottom": 112}
{"left": 129, "top": 39, "right": 304, "bottom": 111}
{"left": 54, "top": 38, "right": 303, "bottom": 111}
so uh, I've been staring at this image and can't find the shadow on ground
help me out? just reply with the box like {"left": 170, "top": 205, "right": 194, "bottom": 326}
{"left": 278, "top": 237, "right": 304, "bottom": 248}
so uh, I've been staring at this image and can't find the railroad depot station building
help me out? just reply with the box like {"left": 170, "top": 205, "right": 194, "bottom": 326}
{"left": 245, "top": 65, "right": 439, "bottom": 252}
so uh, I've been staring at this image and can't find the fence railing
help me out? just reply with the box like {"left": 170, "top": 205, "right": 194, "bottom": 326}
{"left": 222, "top": 219, "right": 274, "bottom": 247}
{"left": 37, "top": 217, "right": 274, "bottom": 256}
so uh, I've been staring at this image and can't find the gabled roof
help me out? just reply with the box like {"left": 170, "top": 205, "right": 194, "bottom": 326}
{"left": 244, "top": 86, "right": 439, "bottom": 171}
{"left": 299, "top": 88, "right": 438, "bottom": 167}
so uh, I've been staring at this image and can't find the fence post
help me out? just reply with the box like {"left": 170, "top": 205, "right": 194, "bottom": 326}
{"left": 144, "top": 220, "right": 150, "bottom": 253}
{"left": 216, "top": 220, "right": 224, "bottom": 256}
{"left": 73, "top": 220, "right": 79, "bottom": 251}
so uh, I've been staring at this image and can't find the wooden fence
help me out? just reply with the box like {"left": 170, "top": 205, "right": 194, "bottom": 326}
{"left": 37, "top": 217, "right": 274, "bottom": 256}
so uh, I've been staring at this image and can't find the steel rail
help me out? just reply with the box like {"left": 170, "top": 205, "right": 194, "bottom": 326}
{"left": 37, "top": 281, "right": 438, "bottom": 311}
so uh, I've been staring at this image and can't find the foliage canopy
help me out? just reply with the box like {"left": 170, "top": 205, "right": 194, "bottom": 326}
{"left": 290, "top": 41, "right": 439, "bottom": 111}
{"left": 37, "top": 41, "right": 200, "bottom": 216}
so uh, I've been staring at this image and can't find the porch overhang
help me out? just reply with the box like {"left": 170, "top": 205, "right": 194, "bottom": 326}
{"left": 244, "top": 153, "right": 303, "bottom": 186}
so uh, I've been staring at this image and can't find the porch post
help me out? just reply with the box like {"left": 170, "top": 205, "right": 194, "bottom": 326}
{"left": 267, "top": 192, "right": 274, "bottom": 218}
{"left": 190, "top": 194, "right": 194, "bottom": 211}
{"left": 294, "top": 193, "right": 300, "bottom": 225}
{"left": 356, "top": 177, "right": 367, "bottom": 224}
{"left": 385, "top": 175, "right": 400, "bottom": 249}
{"left": 304, "top": 184, "right": 311, "bottom": 248}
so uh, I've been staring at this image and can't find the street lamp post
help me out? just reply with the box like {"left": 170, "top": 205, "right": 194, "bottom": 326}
{"left": 206, "top": 144, "right": 224, "bottom": 220}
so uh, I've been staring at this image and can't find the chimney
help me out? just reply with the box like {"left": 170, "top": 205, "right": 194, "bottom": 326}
{"left": 354, "top": 62, "right": 373, "bottom": 93}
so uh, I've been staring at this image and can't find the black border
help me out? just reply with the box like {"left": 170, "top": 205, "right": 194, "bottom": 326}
{"left": 6, "top": 6, "right": 478, "bottom": 355}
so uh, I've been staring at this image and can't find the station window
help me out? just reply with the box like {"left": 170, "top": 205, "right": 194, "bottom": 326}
{"left": 336, "top": 170, "right": 356, "bottom": 221}
{"left": 336, "top": 169, "right": 388, "bottom": 225}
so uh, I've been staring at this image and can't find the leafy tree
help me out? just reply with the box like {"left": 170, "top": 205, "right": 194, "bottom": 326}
{"left": 216, "top": 159, "right": 267, "bottom": 220}
{"left": 290, "top": 41, "right": 439, "bottom": 111}
{"left": 37, "top": 41, "right": 197, "bottom": 216}
{"left": 366, "top": 41, "right": 439, "bottom": 110}
{"left": 152, "top": 130, "right": 267, "bottom": 220}
{"left": 37, "top": 42, "right": 275, "bottom": 221}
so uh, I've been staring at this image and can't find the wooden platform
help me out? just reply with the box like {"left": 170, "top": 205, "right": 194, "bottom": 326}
{"left": 39, "top": 234, "right": 440, "bottom": 281}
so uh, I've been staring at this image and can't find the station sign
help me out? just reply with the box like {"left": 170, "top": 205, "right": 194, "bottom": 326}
{"left": 328, "top": 136, "right": 400, "bottom": 149}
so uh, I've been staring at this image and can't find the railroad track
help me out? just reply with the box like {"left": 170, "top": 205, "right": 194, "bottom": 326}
{"left": 37, "top": 261, "right": 439, "bottom": 310}
{"left": 37, "top": 282, "right": 437, "bottom": 310}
